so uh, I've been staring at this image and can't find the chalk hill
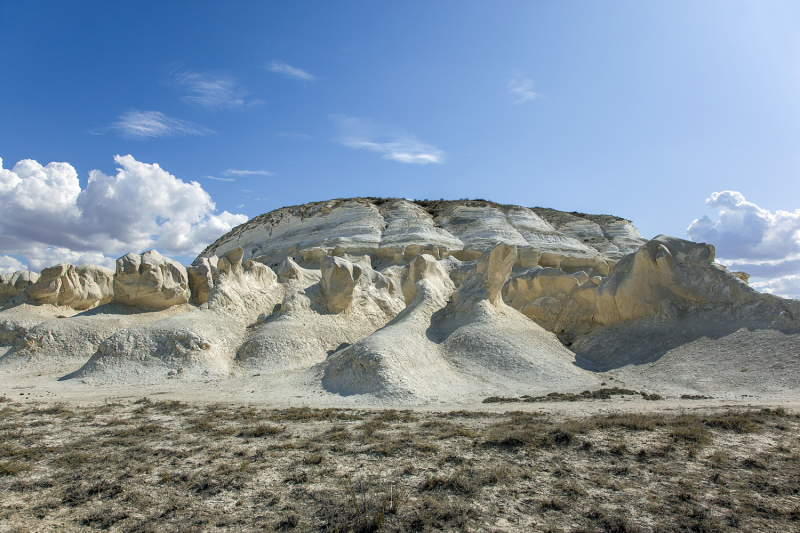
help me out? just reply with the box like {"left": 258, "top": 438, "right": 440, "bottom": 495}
{"left": 1, "top": 198, "right": 798, "bottom": 404}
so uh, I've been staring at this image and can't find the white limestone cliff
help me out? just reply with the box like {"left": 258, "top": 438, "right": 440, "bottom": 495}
{"left": 0, "top": 197, "right": 797, "bottom": 404}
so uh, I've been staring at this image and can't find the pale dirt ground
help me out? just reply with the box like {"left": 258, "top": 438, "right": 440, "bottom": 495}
{"left": 3, "top": 338, "right": 800, "bottom": 532}
{"left": 1, "top": 397, "right": 799, "bottom": 533}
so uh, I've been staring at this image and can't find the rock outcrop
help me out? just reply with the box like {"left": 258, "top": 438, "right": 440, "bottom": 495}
{"left": 503, "top": 235, "right": 793, "bottom": 343}
{"left": 197, "top": 198, "right": 644, "bottom": 275}
{"left": 1, "top": 197, "right": 797, "bottom": 405}
{"left": 0, "top": 270, "right": 38, "bottom": 303}
{"left": 26, "top": 263, "right": 114, "bottom": 310}
{"left": 320, "top": 256, "right": 363, "bottom": 313}
{"left": 113, "top": 250, "right": 191, "bottom": 309}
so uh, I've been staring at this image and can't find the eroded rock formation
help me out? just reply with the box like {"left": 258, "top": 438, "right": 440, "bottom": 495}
{"left": 197, "top": 198, "right": 644, "bottom": 276}
{"left": 1, "top": 197, "right": 798, "bottom": 403}
{"left": 0, "top": 270, "right": 38, "bottom": 303}
{"left": 114, "top": 250, "right": 190, "bottom": 309}
{"left": 26, "top": 263, "right": 114, "bottom": 310}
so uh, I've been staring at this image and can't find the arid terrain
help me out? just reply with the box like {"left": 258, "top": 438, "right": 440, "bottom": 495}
{"left": 1, "top": 198, "right": 799, "bottom": 531}
{"left": 1, "top": 395, "right": 799, "bottom": 532}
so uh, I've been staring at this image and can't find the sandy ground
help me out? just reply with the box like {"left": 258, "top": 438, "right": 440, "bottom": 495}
{"left": 3, "top": 369, "right": 799, "bottom": 416}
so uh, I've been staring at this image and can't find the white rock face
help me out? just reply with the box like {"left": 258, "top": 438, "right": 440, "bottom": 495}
{"left": 0, "top": 270, "right": 38, "bottom": 303}
{"left": 532, "top": 208, "right": 646, "bottom": 259}
{"left": 504, "top": 234, "right": 796, "bottom": 342}
{"left": 236, "top": 256, "right": 405, "bottom": 375}
{"left": 187, "top": 257, "right": 215, "bottom": 305}
{"left": 114, "top": 250, "right": 191, "bottom": 309}
{"left": 321, "top": 244, "right": 599, "bottom": 399}
{"left": 320, "top": 256, "right": 362, "bottom": 313}
{"left": 26, "top": 263, "right": 114, "bottom": 310}
{"left": 80, "top": 254, "right": 281, "bottom": 380}
{"left": 198, "top": 199, "right": 644, "bottom": 275}
{"left": 1, "top": 197, "right": 797, "bottom": 405}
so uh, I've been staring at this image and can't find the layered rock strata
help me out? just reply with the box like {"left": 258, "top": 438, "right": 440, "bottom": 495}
{"left": 197, "top": 198, "right": 646, "bottom": 276}
{"left": 0, "top": 197, "right": 797, "bottom": 403}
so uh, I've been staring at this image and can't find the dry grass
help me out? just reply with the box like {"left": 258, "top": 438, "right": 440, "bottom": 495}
{"left": 0, "top": 401, "right": 797, "bottom": 532}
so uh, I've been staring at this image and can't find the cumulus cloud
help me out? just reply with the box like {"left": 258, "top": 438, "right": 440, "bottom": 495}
{"left": 751, "top": 275, "right": 800, "bottom": 300}
{"left": 267, "top": 61, "right": 317, "bottom": 82}
{"left": 687, "top": 190, "right": 800, "bottom": 299}
{"left": 0, "top": 155, "right": 247, "bottom": 271}
{"left": 108, "top": 110, "right": 214, "bottom": 139}
{"left": 507, "top": 75, "right": 538, "bottom": 104}
{"left": 222, "top": 169, "right": 274, "bottom": 176}
{"left": 168, "top": 68, "right": 260, "bottom": 111}
{"left": 0, "top": 255, "right": 27, "bottom": 274}
{"left": 332, "top": 115, "right": 445, "bottom": 165}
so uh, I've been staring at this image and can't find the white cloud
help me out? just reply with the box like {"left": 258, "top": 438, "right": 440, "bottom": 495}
{"left": 205, "top": 175, "right": 235, "bottom": 182}
{"left": 332, "top": 115, "right": 445, "bottom": 165}
{"left": 108, "top": 110, "right": 214, "bottom": 139}
{"left": 507, "top": 75, "right": 538, "bottom": 104}
{"left": 687, "top": 191, "right": 800, "bottom": 299}
{"left": 223, "top": 169, "right": 274, "bottom": 176}
{"left": 0, "top": 255, "right": 27, "bottom": 274}
{"left": 0, "top": 155, "right": 247, "bottom": 271}
{"left": 275, "top": 132, "right": 312, "bottom": 141}
{"left": 168, "top": 68, "right": 260, "bottom": 111}
{"left": 267, "top": 61, "right": 317, "bottom": 82}
{"left": 751, "top": 275, "right": 800, "bottom": 300}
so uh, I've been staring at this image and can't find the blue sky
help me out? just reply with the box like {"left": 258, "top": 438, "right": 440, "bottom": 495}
{"left": 1, "top": 1, "right": 799, "bottom": 297}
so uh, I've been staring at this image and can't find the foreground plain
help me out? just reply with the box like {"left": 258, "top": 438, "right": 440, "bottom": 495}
{"left": 1, "top": 398, "right": 799, "bottom": 532}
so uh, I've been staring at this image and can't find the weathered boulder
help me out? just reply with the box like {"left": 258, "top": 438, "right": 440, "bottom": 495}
{"left": 320, "top": 256, "right": 363, "bottom": 313}
{"left": 0, "top": 270, "right": 39, "bottom": 303}
{"left": 26, "top": 263, "right": 114, "bottom": 310}
{"left": 452, "top": 243, "right": 518, "bottom": 310}
{"left": 400, "top": 254, "right": 454, "bottom": 306}
{"left": 216, "top": 247, "right": 244, "bottom": 279}
{"left": 113, "top": 250, "right": 190, "bottom": 309}
{"left": 187, "top": 256, "right": 216, "bottom": 305}
{"left": 276, "top": 257, "right": 320, "bottom": 285}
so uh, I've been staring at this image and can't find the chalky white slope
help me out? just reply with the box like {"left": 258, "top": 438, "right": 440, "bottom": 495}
{"left": 0, "top": 198, "right": 798, "bottom": 404}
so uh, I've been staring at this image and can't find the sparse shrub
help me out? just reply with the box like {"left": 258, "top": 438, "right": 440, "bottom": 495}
{"left": 705, "top": 411, "right": 762, "bottom": 434}
{"left": 276, "top": 514, "right": 299, "bottom": 530}
{"left": 0, "top": 460, "right": 31, "bottom": 476}
{"left": 670, "top": 416, "right": 712, "bottom": 446}
{"left": 422, "top": 466, "right": 479, "bottom": 495}
{"left": 239, "top": 422, "right": 282, "bottom": 438}
{"left": 539, "top": 498, "right": 567, "bottom": 511}
{"left": 303, "top": 453, "right": 323, "bottom": 465}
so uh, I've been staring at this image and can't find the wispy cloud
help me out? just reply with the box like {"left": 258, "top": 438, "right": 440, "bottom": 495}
{"left": 108, "top": 110, "right": 214, "bottom": 139}
{"left": 267, "top": 61, "right": 317, "bottom": 82}
{"left": 507, "top": 74, "right": 538, "bottom": 104}
{"left": 223, "top": 169, "right": 274, "bottom": 176}
{"left": 275, "top": 132, "right": 312, "bottom": 141}
{"left": 332, "top": 115, "right": 445, "bottom": 165}
{"left": 205, "top": 175, "right": 235, "bottom": 182}
{"left": 168, "top": 68, "right": 260, "bottom": 111}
